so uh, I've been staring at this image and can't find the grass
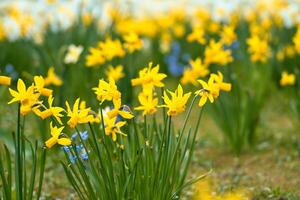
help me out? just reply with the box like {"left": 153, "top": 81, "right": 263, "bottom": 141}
{"left": 187, "top": 90, "right": 300, "bottom": 199}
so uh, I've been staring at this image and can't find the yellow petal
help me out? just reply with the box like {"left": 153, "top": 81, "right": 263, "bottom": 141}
{"left": 57, "top": 138, "right": 72, "bottom": 146}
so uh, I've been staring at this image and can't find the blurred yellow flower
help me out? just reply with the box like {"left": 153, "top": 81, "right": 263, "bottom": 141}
{"left": 64, "top": 44, "right": 83, "bottom": 64}
{"left": 105, "top": 65, "right": 124, "bottom": 82}
{"left": 247, "top": 35, "right": 271, "bottom": 63}
{"left": 181, "top": 58, "right": 209, "bottom": 86}
{"left": 220, "top": 25, "right": 237, "bottom": 45}
{"left": 161, "top": 84, "right": 191, "bottom": 116}
{"left": 187, "top": 26, "right": 206, "bottom": 44}
{"left": 204, "top": 40, "right": 233, "bottom": 66}
{"left": 193, "top": 179, "right": 249, "bottom": 200}
{"left": 280, "top": 71, "right": 296, "bottom": 86}
{"left": 45, "top": 122, "right": 71, "bottom": 149}
{"left": 123, "top": 32, "right": 143, "bottom": 53}
{"left": 82, "top": 12, "right": 93, "bottom": 26}
{"left": 293, "top": 27, "right": 300, "bottom": 54}
{"left": 44, "top": 67, "right": 63, "bottom": 86}
{"left": 0, "top": 75, "right": 11, "bottom": 85}
{"left": 85, "top": 47, "right": 105, "bottom": 67}
{"left": 98, "top": 38, "right": 125, "bottom": 60}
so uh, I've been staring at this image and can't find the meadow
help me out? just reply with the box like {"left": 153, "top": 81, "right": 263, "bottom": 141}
{"left": 0, "top": 0, "right": 300, "bottom": 199}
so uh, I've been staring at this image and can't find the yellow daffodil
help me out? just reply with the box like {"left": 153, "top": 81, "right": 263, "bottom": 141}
{"left": 187, "top": 26, "right": 206, "bottom": 44}
{"left": 293, "top": 26, "right": 300, "bottom": 54}
{"left": 107, "top": 99, "right": 134, "bottom": 119}
{"left": 210, "top": 71, "right": 232, "bottom": 95}
{"left": 8, "top": 79, "right": 40, "bottom": 115}
{"left": 45, "top": 122, "right": 71, "bottom": 148}
{"left": 247, "top": 35, "right": 271, "bottom": 63}
{"left": 280, "top": 71, "right": 296, "bottom": 86}
{"left": 105, "top": 65, "right": 124, "bottom": 82}
{"left": 34, "top": 76, "right": 53, "bottom": 97}
{"left": 82, "top": 12, "right": 93, "bottom": 26}
{"left": 65, "top": 98, "right": 95, "bottom": 128}
{"left": 195, "top": 72, "right": 231, "bottom": 106}
{"left": 204, "top": 40, "right": 233, "bottom": 66}
{"left": 161, "top": 84, "right": 191, "bottom": 116}
{"left": 0, "top": 75, "right": 11, "bottom": 85}
{"left": 104, "top": 116, "right": 127, "bottom": 142}
{"left": 85, "top": 47, "right": 105, "bottom": 67}
{"left": 195, "top": 79, "right": 215, "bottom": 107}
{"left": 220, "top": 25, "right": 237, "bottom": 45}
{"left": 131, "top": 62, "right": 167, "bottom": 91}
{"left": 123, "top": 32, "right": 143, "bottom": 53}
{"left": 93, "top": 78, "right": 121, "bottom": 104}
{"left": 44, "top": 67, "right": 63, "bottom": 86}
{"left": 79, "top": 100, "right": 100, "bottom": 123}
{"left": 181, "top": 58, "right": 209, "bottom": 86}
{"left": 64, "top": 44, "right": 83, "bottom": 64}
{"left": 35, "top": 95, "right": 64, "bottom": 124}
{"left": 98, "top": 38, "right": 125, "bottom": 60}
{"left": 135, "top": 92, "right": 158, "bottom": 116}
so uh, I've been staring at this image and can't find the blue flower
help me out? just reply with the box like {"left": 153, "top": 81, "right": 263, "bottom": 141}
{"left": 165, "top": 42, "right": 189, "bottom": 77}
{"left": 80, "top": 152, "right": 88, "bottom": 161}
{"left": 4, "top": 64, "right": 18, "bottom": 81}
{"left": 71, "top": 131, "right": 89, "bottom": 141}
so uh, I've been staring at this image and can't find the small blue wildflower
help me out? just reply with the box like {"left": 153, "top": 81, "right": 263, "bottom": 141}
{"left": 4, "top": 64, "right": 18, "bottom": 81}
{"left": 63, "top": 146, "right": 70, "bottom": 152}
{"left": 76, "top": 144, "right": 83, "bottom": 151}
{"left": 70, "top": 155, "right": 77, "bottom": 164}
{"left": 165, "top": 42, "right": 189, "bottom": 77}
{"left": 80, "top": 152, "right": 89, "bottom": 161}
{"left": 71, "top": 131, "right": 89, "bottom": 141}
{"left": 80, "top": 131, "right": 88, "bottom": 140}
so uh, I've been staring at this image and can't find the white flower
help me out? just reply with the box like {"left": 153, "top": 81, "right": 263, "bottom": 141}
{"left": 64, "top": 44, "right": 83, "bottom": 64}
{"left": 3, "top": 17, "right": 21, "bottom": 42}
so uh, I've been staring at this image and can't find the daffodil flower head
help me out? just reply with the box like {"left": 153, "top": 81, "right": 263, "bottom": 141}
{"left": 195, "top": 79, "right": 215, "bottom": 107}
{"left": 8, "top": 79, "right": 40, "bottom": 115}
{"left": 161, "top": 84, "right": 191, "bottom": 116}
{"left": 93, "top": 78, "right": 121, "bottom": 104}
{"left": 105, "top": 65, "right": 124, "bottom": 82}
{"left": 181, "top": 58, "right": 209, "bottom": 86}
{"left": 34, "top": 95, "right": 64, "bottom": 124}
{"left": 123, "top": 32, "right": 143, "bottom": 53}
{"left": 34, "top": 75, "right": 53, "bottom": 97}
{"left": 280, "top": 71, "right": 296, "bottom": 86}
{"left": 44, "top": 67, "right": 63, "bottom": 86}
{"left": 85, "top": 47, "right": 105, "bottom": 67}
{"left": 135, "top": 91, "right": 158, "bottom": 116}
{"left": 45, "top": 122, "right": 71, "bottom": 148}
{"left": 204, "top": 40, "right": 233, "bottom": 66}
{"left": 107, "top": 99, "right": 134, "bottom": 120}
{"left": 65, "top": 98, "right": 95, "bottom": 128}
{"left": 0, "top": 75, "right": 11, "bottom": 86}
{"left": 104, "top": 116, "right": 127, "bottom": 142}
{"left": 131, "top": 62, "right": 167, "bottom": 92}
